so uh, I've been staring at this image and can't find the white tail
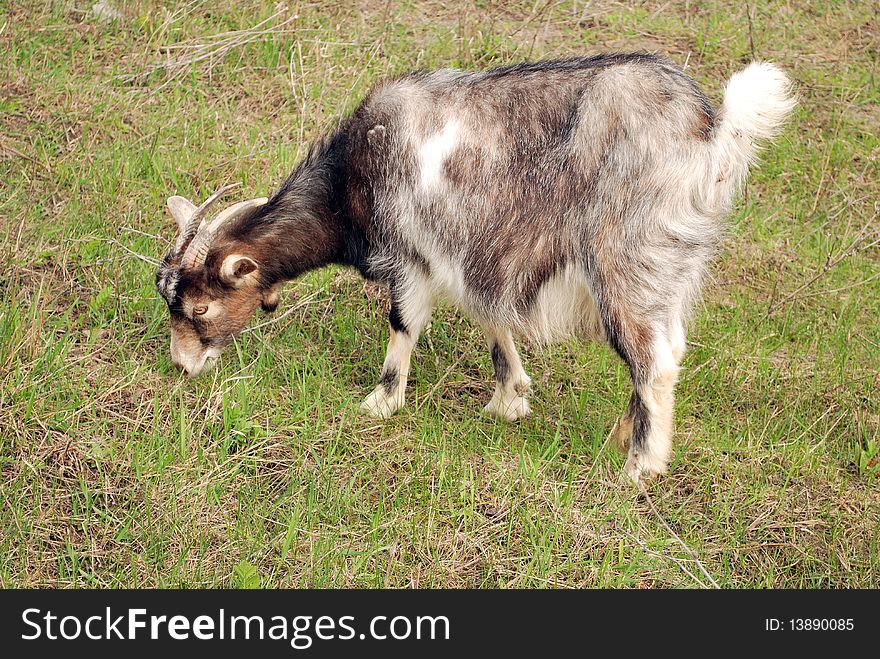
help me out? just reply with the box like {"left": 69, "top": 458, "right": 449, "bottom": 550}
{"left": 711, "top": 62, "right": 796, "bottom": 200}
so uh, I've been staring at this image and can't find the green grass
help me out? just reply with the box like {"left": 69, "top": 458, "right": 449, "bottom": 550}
{"left": 1, "top": 0, "right": 878, "bottom": 588}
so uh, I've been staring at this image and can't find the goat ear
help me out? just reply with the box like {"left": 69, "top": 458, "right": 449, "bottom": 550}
{"left": 167, "top": 196, "right": 198, "bottom": 233}
{"left": 219, "top": 254, "right": 259, "bottom": 288}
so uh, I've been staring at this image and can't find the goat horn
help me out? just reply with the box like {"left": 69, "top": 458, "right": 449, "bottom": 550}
{"left": 174, "top": 183, "right": 240, "bottom": 252}
{"left": 180, "top": 197, "right": 268, "bottom": 270}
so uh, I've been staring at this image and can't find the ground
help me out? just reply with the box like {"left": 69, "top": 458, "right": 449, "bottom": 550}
{"left": 0, "top": 0, "right": 877, "bottom": 588}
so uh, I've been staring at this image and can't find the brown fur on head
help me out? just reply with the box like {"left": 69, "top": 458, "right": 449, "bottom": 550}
{"left": 156, "top": 192, "right": 276, "bottom": 377}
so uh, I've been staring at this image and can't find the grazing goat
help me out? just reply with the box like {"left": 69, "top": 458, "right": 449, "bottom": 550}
{"left": 155, "top": 54, "right": 795, "bottom": 482}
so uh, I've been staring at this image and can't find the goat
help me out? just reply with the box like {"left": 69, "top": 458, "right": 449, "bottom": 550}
{"left": 155, "top": 53, "right": 795, "bottom": 482}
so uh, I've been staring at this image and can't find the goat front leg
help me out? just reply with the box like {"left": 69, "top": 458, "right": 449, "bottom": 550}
{"left": 360, "top": 283, "right": 433, "bottom": 419}
{"left": 483, "top": 327, "right": 532, "bottom": 421}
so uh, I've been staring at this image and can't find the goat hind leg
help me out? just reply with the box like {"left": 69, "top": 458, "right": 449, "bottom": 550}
{"left": 614, "top": 317, "right": 686, "bottom": 454}
{"left": 622, "top": 333, "right": 680, "bottom": 482}
{"left": 596, "top": 293, "right": 680, "bottom": 481}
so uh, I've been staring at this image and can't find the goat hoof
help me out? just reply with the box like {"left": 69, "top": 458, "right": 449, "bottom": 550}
{"left": 360, "top": 387, "right": 403, "bottom": 419}
{"left": 484, "top": 394, "right": 530, "bottom": 421}
{"left": 623, "top": 452, "right": 668, "bottom": 485}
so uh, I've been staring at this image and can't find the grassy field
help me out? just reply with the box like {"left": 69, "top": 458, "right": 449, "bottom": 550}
{"left": 1, "top": 0, "right": 877, "bottom": 588}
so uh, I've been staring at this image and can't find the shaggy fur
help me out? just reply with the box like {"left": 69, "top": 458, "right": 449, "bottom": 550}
{"left": 156, "top": 53, "right": 795, "bottom": 482}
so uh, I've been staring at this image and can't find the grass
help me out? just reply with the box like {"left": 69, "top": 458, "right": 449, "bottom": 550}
{"left": 0, "top": 0, "right": 877, "bottom": 588}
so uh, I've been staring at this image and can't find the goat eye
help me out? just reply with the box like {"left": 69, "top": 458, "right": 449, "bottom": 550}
{"left": 193, "top": 305, "right": 208, "bottom": 316}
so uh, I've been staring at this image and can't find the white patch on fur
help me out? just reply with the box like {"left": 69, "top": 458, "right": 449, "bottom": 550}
{"left": 418, "top": 119, "right": 460, "bottom": 192}
{"left": 374, "top": 241, "right": 468, "bottom": 309}
{"left": 424, "top": 251, "right": 469, "bottom": 305}
{"left": 396, "top": 272, "right": 436, "bottom": 331}
{"left": 524, "top": 264, "right": 602, "bottom": 344}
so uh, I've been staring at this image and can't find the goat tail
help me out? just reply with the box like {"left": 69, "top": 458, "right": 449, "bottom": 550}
{"left": 709, "top": 62, "right": 796, "bottom": 201}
